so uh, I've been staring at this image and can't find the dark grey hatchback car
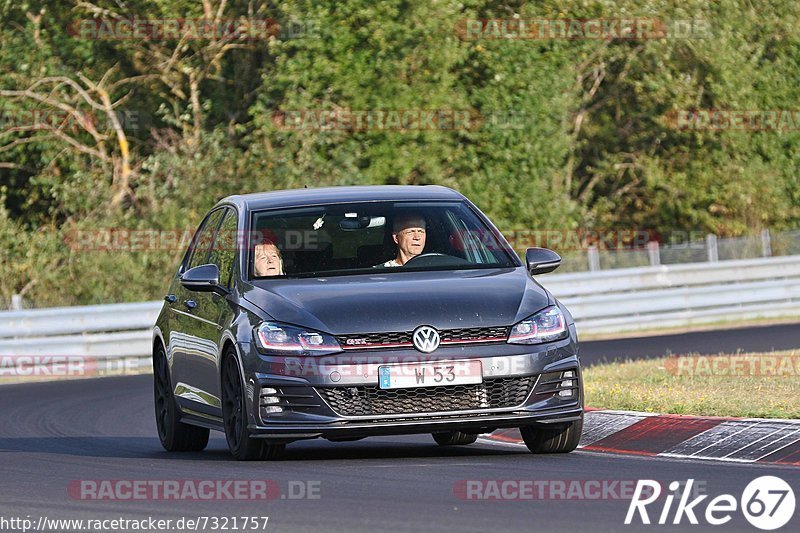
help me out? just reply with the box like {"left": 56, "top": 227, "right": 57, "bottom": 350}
{"left": 153, "top": 185, "right": 583, "bottom": 460}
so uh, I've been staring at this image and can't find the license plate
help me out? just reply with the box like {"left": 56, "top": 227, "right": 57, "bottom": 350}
{"left": 378, "top": 360, "right": 483, "bottom": 389}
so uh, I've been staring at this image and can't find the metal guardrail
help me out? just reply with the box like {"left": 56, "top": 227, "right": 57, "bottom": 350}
{"left": 566, "top": 280, "right": 800, "bottom": 334}
{"left": 0, "top": 301, "right": 160, "bottom": 338}
{"left": 1, "top": 255, "right": 799, "bottom": 361}
{"left": 542, "top": 255, "right": 800, "bottom": 297}
{"left": 543, "top": 255, "right": 800, "bottom": 334}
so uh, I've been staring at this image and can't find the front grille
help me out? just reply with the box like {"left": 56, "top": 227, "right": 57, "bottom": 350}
{"left": 338, "top": 330, "right": 411, "bottom": 348}
{"left": 440, "top": 326, "right": 509, "bottom": 343}
{"left": 337, "top": 325, "right": 509, "bottom": 350}
{"left": 317, "top": 376, "right": 534, "bottom": 417}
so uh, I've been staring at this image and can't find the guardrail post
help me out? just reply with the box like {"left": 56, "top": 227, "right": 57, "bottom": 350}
{"left": 587, "top": 246, "right": 600, "bottom": 271}
{"left": 706, "top": 234, "right": 719, "bottom": 262}
{"left": 647, "top": 241, "right": 661, "bottom": 266}
{"left": 761, "top": 229, "right": 772, "bottom": 257}
{"left": 10, "top": 294, "right": 22, "bottom": 311}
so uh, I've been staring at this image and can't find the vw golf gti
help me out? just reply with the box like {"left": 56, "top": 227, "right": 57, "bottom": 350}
{"left": 153, "top": 186, "right": 583, "bottom": 460}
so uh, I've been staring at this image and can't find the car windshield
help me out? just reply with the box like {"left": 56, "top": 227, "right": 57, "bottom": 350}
{"left": 249, "top": 201, "right": 517, "bottom": 278}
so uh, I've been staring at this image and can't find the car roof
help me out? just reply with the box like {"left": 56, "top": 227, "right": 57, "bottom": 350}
{"left": 219, "top": 185, "right": 466, "bottom": 212}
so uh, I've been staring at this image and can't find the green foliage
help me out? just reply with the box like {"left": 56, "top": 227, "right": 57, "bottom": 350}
{"left": 2, "top": 0, "right": 800, "bottom": 305}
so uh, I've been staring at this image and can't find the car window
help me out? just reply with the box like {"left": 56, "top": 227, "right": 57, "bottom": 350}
{"left": 208, "top": 208, "right": 238, "bottom": 288}
{"left": 249, "top": 201, "right": 516, "bottom": 278}
{"left": 446, "top": 209, "right": 502, "bottom": 264}
{"left": 186, "top": 208, "right": 225, "bottom": 270}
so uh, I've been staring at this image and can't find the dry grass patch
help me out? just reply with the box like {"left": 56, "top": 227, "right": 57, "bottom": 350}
{"left": 583, "top": 351, "right": 800, "bottom": 418}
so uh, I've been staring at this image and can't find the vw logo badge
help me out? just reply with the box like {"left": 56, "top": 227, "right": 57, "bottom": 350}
{"left": 412, "top": 325, "right": 440, "bottom": 353}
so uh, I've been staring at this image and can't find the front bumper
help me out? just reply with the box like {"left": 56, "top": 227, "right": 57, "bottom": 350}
{"left": 241, "top": 325, "right": 582, "bottom": 441}
{"left": 248, "top": 406, "right": 583, "bottom": 441}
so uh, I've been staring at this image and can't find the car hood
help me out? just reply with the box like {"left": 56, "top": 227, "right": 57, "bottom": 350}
{"left": 242, "top": 268, "right": 552, "bottom": 334}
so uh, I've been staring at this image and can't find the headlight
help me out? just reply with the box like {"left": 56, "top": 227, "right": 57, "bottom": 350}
{"left": 508, "top": 306, "right": 568, "bottom": 344}
{"left": 254, "top": 322, "right": 342, "bottom": 356}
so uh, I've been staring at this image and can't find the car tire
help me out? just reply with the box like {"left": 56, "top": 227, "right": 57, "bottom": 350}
{"left": 221, "top": 348, "right": 285, "bottom": 461}
{"left": 432, "top": 431, "right": 479, "bottom": 446}
{"left": 153, "top": 344, "right": 210, "bottom": 452}
{"left": 519, "top": 414, "right": 583, "bottom": 454}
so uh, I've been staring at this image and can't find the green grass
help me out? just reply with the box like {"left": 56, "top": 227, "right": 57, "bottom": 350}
{"left": 583, "top": 351, "right": 800, "bottom": 418}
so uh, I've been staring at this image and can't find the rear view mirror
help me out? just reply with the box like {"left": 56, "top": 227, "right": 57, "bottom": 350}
{"left": 525, "top": 247, "right": 561, "bottom": 275}
{"left": 338, "top": 216, "right": 385, "bottom": 230}
{"left": 180, "top": 264, "right": 227, "bottom": 293}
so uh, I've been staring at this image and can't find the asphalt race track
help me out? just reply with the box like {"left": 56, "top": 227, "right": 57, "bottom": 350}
{"left": 580, "top": 322, "right": 800, "bottom": 365}
{"left": 0, "top": 375, "right": 797, "bottom": 533}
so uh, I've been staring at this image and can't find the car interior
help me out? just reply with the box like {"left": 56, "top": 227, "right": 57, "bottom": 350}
{"left": 251, "top": 206, "right": 506, "bottom": 277}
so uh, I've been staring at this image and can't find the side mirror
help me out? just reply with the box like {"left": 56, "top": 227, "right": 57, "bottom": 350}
{"left": 525, "top": 247, "right": 561, "bottom": 275}
{"left": 180, "top": 264, "right": 227, "bottom": 294}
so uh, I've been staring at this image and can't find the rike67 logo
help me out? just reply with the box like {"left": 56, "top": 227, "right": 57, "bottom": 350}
{"left": 626, "top": 477, "right": 795, "bottom": 530}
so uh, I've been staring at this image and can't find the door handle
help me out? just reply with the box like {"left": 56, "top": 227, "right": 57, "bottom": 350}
{"left": 183, "top": 299, "right": 197, "bottom": 310}
{"left": 164, "top": 294, "right": 177, "bottom": 303}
